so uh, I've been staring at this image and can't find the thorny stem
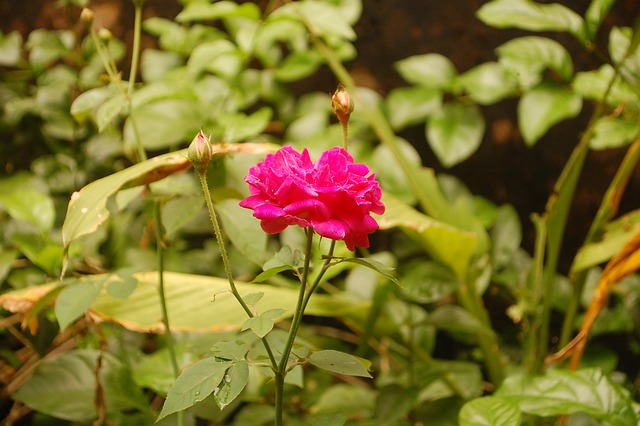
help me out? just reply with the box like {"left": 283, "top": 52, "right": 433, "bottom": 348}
{"left": 195, "top": 170, "right": 278, "bottom": 364}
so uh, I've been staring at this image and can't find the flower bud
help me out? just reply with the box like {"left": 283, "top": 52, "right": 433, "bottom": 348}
{"left": 97, "top": 28, "right": 112, "bottom": 41}
{"left": 331, "top": 84, "right": 353, "bottom": 125}
{"left": 188, "top": 130, "right": 214, "bottom": 175}
{"left": 80, "top": 8, "right": 95, "bottom": 24}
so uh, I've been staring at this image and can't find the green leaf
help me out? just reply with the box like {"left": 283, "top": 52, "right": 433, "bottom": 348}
{"left": 495, "top": 368, "right": 640, "bottom": 424}
{"left": 428, "top": 305, "right": 493, "bottom": 337}
{"left": 216, "top": 199, "right": 268, "bottom": 266}
{"left": 572, "top": 209, "right": 640, "bottom": 272}
{"left": 426, "top": 103, "right": 485, "bottom": 167}
{"left": 286, "top": 1, "right": 356, "bottom": 40}
{"left": 13, "top": 349, "right": 148, "bottom": 422}
{"left": 96, "top": 92, "right": 126, "bottom": 132}
{"left": 161, "top": 194, "right": 204, "bottom": 238}
{"left": 476, "top": 0, "right": 585, "bottom": 39}
{"left": 11, "top": 234, "right": 63, "bottom": 276}
{"left": 313, "top": 384, "right": 376, "bottom": 418}
{"left": 518, "top": 82, "right": 582, "bottom": 146}
{"left": 609, "top": 26, "right": 640, "bottom": 87}
{"left": 401, "top": 260, "right": 459, "bottom": 304}
{"left": 0, "top": 189, "right": 55, "bottom": 233}
{"left": 496, "top": 36, "right": 574, "bottom": 88}
{"left": 573, "top": 65, "right": 640, "bottom": 107}
{"left": 106, "top": 269, "right": 138, "bottom": 300}
{"left": 158, "top": 357, "right": 232, "bottom": 421}
{"left": 584, "top": 0, "right": 617, "bottom": 41}
{"left": 241, "top": 292, "right": 264, "bottom": 306}
{"left": 459, "top": 62, "right": 519, "bottom": 104}
{"left": 371, "top": 139, "right": 422, "bottom": 205}
{"left": 70, "top": 85, "right": 119, "bottom": 124}
{"left": 55, "top": 278, "right": 104, "bottom": 330}
{"left": 491, "top": 205, "right": 522, "bottom": 267}
{"left": 0, "top": 248, "right": 19, "bottom": 284}
{"left": 459, "top": 396, "right": 522, "bottom": 426}
{"left": 386, "top": 86, "right": 442, "bottom": 130}
{"left": 217, "top": 107, "right": 273, "bottom": 143}
{"left": 133, "top": 346, "right": 198, "bottom": 396}
{"left": 394, "top": 53, "right": 457, "bottom": 88}
{"left": 241, "top": 309, "right": 286, "bottom": 338}
{"left": 214, "top": 360, "right": 249, "bottom": 410}
{"left": 590, "top": 115, "right": 640, "bottom": 150}
{"left": 176, "top": 1, "right": 239, "bottom": 22}
{"left": 62, "top": 150, "right": 189, "bottom": 256}
{"left": 253, "top": 265, "right": 298, "bottom": 283}
{"left": 124, "top": 99, "right": 203, "bottom": 150}
{"left": 340, "top": 258, "right": 399, "bottom": 286}
{"left": 275, "top": 49, "right": 323, "bottom": 82}
{"left": 378, "top": 193, "right": 478, "bottom": 280}
{"left": 0, "top": 31, "right": 22, "bottom": 66}
{"left": 210, "top": 340, "right": 250, "bottom": 361}
{"left": 309, "top": 350, "right": 372, "bottom": 378}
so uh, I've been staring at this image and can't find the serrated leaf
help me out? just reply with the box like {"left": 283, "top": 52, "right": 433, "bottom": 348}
{"left": 495, "top": 368, "right": 640, "bottom": 424}
{"left": 55, "top": 278, "right": 104, "bottom": 330}
{"left": 426, "top": 103, "right": 485, "bottom": 167}
{"left": 157, "top": 357, "right": 232, "bottom": 421}
{"left": 459, "top": 396, "right": 522, "bottom": 426}
{"left": 518, "top": 82, "right": 583, "bottom": 146}
{"left": 214, "top": 360, "right": 249, "bottom": 410}
{"left": 309, "top": 350, "right": 372, "bottom": 378}
{"left": 394, "top": 53, "right": 457, "bottom": 88}
{"left": 477, "top": 0, "right": 585, "bottom": 40}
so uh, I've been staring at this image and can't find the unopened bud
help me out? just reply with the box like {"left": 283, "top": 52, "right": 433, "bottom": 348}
{"left": 188, "top": 130, "right": 213, "bottom": 175}
{"left": 331, "top": 84, "right": 353, "bottom": 125}
{"left": 80, "top": 8, "right": 95, "bottom": 24}
{"left": 98, "top": 28, "right": 112, "bottom": 41}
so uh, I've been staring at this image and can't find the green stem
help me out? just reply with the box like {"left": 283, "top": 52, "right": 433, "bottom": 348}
{"left": 196, "top": 170, "right": 279, "bottom": 369}
{"left": 128, "top": 0, "right": 146, "bottom": 163}
{"left": 153, "top": 202, "right": 183, "bottom": 426}
{"left": 278, "top": 228, "right": 314, "bottom": 373}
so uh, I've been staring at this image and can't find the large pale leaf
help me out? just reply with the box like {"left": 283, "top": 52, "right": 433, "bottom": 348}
{"left": 518, "top": 82, "right": 582, "bottom": 146}
{"left": 377, "top": 193, "right": 477, "bottom": 280}
{"left": 0, "top": 272, "right": 366, "bottom": 332}
{"left": 495, "top": 368, "right": 639, "bottom": 424}
{"left": 61, "top": 144, "right": 276, "bottom": 271}
{"left": 477, "top": 0, "right": 585, "bottom": 40}
{"left": 458, "top": 62, "right": 518, "bottom": 104}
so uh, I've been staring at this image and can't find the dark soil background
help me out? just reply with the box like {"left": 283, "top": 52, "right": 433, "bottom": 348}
{"left": 3, "top": 0, "right": 640, "bottom": 270}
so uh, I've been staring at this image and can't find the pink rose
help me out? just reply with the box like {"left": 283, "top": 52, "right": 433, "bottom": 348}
{"left": 239, "top": 146, "right": 384, "bottom": 250}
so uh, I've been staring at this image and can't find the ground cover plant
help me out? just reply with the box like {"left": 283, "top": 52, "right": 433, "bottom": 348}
{"left": 1, "top": 0, "right": 640, "bottom": 424}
